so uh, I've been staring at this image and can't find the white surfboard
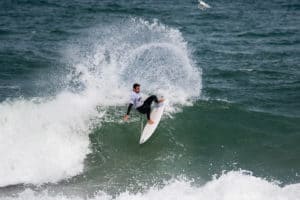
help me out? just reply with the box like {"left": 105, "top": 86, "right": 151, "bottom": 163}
{"left": 139, "top": 99, "right": 168, "bottom": 144}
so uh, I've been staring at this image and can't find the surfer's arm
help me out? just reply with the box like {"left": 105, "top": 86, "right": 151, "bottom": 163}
{"left": 124, "top": 103, "right": 133, "bottom": 121}
{"left": 126, "top": 103, "right": 133, "bottom": 115}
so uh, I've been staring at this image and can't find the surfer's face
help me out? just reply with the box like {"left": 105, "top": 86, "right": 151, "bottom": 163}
{"left": 134, "top": 86, "right": 140, "bottom": 93}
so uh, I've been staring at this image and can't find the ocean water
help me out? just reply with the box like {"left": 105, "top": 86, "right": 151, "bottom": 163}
{"left": 0, "top": 0, "right": 299, "bottom": 199}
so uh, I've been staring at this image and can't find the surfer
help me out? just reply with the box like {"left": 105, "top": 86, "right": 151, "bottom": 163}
{"left": 124, "top": 83, "right": 164, "bottom": 124}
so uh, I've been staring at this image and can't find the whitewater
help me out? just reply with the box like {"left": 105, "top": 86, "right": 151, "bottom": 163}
{"left": 1, "top": 171, "right": 300, "bottom": 200}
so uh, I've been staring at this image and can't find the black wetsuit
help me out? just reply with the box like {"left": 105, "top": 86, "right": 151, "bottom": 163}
{"left": 127, "top": 95, "right": 158, "bottom": 120}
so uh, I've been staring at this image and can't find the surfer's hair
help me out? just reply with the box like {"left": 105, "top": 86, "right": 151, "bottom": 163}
{"left": 133, "top": 83, "right": 140, "bottom": 89}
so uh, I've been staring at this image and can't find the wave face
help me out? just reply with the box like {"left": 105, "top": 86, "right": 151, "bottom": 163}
{"left": 0, "top": 19, "right": 201, "bottom": 187}
{"left": 2, "top": 171, "right": 300, "bottom": 200}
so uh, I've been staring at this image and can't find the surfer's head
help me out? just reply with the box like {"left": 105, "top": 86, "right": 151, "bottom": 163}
{"left": 133, "top": 83, "right": 140, "bottom": 93}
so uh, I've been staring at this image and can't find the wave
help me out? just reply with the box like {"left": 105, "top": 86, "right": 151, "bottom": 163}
{"left": 0, "top": 18, "right": 201, "bottom": 187}
{"left": 2, "top": 171, "right": 299, "bottom": 200}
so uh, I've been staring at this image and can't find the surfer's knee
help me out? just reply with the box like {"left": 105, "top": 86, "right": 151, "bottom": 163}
{"left": 150, "top": 95, "right": 158, "bottom": 103}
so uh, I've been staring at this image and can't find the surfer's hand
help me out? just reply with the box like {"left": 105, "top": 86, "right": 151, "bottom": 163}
{"left": 124, "top": 115, "right": 129, "bottom": 121}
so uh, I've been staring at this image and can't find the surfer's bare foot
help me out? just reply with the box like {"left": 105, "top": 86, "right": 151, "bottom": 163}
{"left": 148, "top": 119, "right": 154, "bottom": 124}
{"left": 158, "top": 98, "right": 165, "bottom": 103}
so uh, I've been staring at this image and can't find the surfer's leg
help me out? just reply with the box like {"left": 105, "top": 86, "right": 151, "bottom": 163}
{"left": 138, "top": 95, "right": 159, "bottom": 125}
{"left": 146, "top": 108, "right": 154, "bottom": 124}
{"left": 137, "top": 106, "right": 153, "bottom": 124}
{"left": 137, "top": 106, "right": 151, "bottom": 120}
{"left": 146, "top": 108, "right": 151, "bottom": 120}
{"left": 143, "top": 95, "right": 158, "bottom": 107}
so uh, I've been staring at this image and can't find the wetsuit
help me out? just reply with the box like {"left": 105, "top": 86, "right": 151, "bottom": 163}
{"left": 126, "top": 91, "right": 158, "bottom": 120}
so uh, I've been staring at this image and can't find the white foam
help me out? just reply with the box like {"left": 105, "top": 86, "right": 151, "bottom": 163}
{"left": 0, "top": 91, "right": 101, "bottom": 186}
{"left": 198, "top": 0, "right": 211, "bottom": 10}
{"left": 0, "top": 18, "right": 201, "bottom": 187}
{"left": 1, "top": 171, "right": 299, "bottom": 200}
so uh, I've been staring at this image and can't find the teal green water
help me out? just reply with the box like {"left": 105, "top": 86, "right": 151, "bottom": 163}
{"left": 87, "top": 101, "right": 300, "bottom": 189}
